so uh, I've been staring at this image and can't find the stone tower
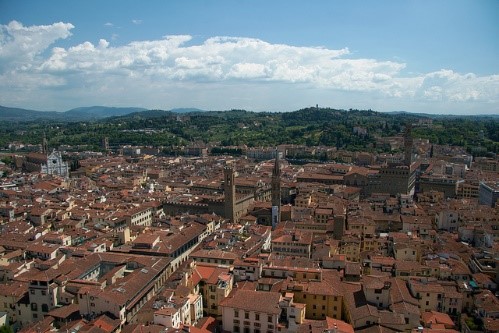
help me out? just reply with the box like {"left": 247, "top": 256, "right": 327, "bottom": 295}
{"left": 404, "top": 123, "right": 413, "bottom": 167}
{"left": 42, "top": 133, "right": 48, "bottom": 155}
{"left": 224, "top": 165, "right": 236, "bottom": 223}
{"left": 271, "top": 150, "right": 281, "bottom": 229}
{"left": 102, "top": 137, "right": 109, "bottom": 151}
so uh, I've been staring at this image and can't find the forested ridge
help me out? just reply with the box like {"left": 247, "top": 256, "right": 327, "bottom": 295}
{"left": 0, "top": 107, "right": 497, "bottom": 155}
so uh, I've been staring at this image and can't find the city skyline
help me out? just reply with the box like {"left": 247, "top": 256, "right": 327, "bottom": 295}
{"left": 1, "top": 0, "right": 498, "bottom": 114}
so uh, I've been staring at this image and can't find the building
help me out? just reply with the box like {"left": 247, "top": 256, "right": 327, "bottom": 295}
{"left": 271, "top": 151, "right": 281, "bottom": 230}
{"left": 220, "top": 289, "right": 305, "bottom": 333}
{"left": 194, "top": 263, "right": 233, "bottom": 318}
{"left": 408, "top": 279, "right": 444, "bottom": 313}
{"left": 479, "top": 181, "right": 499, "bottom": 208}
{"left": 272, "top": 230, "right": 313, "bottom": 258}
{"left": 77, "top": 254, "right": 171, "bottom": 324}
{"left": 246, "top": 147, "right": 282, "bottom": 161}
{"left": 419, "top": 175, "right": 461, "bottom": 199}
{"left": 224, "top": 165, "right": 236, "bottom": 222}
{"left": 280, "top": 273, "right": 343, "bottom": 321}
{"left": 41, "top": 150, "right": 69, "bottom": 177}
{"left": 369, "top": 124, "right": 417, "bottom": 197}
{"left": 375, "top": 165, "right": 416, "bottom": 197}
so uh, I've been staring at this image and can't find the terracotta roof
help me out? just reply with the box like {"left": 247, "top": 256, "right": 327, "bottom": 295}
{"left": 220, "top": 289, "right": 281, "bottom": 314}
{"left": 421, "top": 311, "right": 455, "bottom": 328}
{"left": 48, "top": 303, "right": 80, "bottom": 319}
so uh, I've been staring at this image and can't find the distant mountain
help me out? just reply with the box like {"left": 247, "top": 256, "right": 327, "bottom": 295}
{"left": 107, "top": 109, "right": 174, "bottom": 120}
{"left": 0, "top": 105, "right": 63, "bottom": 121}
{"left": 0, "top": 105, "right": 147, "bottom": 122}
{"left": 383, "top": 110, "right": 499, "bottom": 119}
{"left": 382, "top": 110, "right": 438, "bottom": 117}
{"left": 65, "top": 106, "right": 147, "bottom": 120}
{"left": 1, "top": 104, "right": 497, "bottom": 122}
{"left": 169, "top": 108, "right": 206, "bottom": 113}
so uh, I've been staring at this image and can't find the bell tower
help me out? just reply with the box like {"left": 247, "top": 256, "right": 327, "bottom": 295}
{"left": 404, "top": 123, "right": 413, "bottom": 167}
{"left": 224, "top": 165, "right": 236, "bottom": 223}
{"left": 42, "top": 133, "right": 48, "bottom": 155}
{"left": 271, "top": 150, "right": 281, "bottom": 229}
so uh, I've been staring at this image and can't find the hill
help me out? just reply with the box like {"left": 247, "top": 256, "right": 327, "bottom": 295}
{"left": 65, "top": 106, "right": 147, "bottom": 120}
{"left": 0, "top": 105, "right": 63, "bottom": 121}
{"left": 169, "top": 108, "right": 206, "bottom": 113}
{"left": 0, "top": 105, "right": 147, "bottom": 122}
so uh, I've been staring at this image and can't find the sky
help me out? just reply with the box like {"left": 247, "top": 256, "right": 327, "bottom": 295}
{"left": 0, "top": 0, "right": 498, "bottom": 114}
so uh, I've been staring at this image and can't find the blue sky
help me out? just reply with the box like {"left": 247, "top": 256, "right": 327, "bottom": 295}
{"left": 0, "top": 0, "right": 498, "bottom": 114}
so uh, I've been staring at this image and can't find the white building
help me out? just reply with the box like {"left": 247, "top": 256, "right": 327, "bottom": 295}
{"left": 41, "top": 150, "right": 69, "bottom": 177}
{"left": 436, "top": 210, "right": 459, "bottom": 232}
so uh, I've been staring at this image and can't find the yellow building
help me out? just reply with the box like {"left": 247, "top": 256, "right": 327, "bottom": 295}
{"left": 339, "top": 236, "right": 361, "bottom": 262}
{"left": 191, "top": 263, "right": 233, "bottom": 318}
{"left": 408, "top": 279, "right": 444, "bottom": 312}
{"left": 280, "top": 273, "right": 343, "bottom": 320}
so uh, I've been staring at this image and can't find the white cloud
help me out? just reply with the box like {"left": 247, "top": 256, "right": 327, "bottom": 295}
{"left": 132, "top": 19, "right": 142, "bottom": 25}
{"left": 0, "top": 20, "right": 73, "bottom": 71}
{"left": 414, "top": 69, "right": 499, "bottom": 103}
{"left": 0, "top": 20, "right": 497, "bottom": 113}
{"left": 104, "top": 22, "right": 114, "bottom": 27}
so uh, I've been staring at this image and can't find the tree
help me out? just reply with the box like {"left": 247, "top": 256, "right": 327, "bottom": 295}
{"left": 0, "top": 325, "right": 13, "bottom": 333}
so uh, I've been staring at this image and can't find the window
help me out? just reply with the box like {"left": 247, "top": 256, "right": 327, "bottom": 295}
{"left": 323, "top": 296, "right": 326, "bottom": 300}
{"left": 268, "top": 315, "right": 272, "bottom": 323}
{"left": 426, "top": 301, "right": 429, "bottom": 306}
{"left": 41, "top": 290, "right": 46, "bottom": 296}
{"left": 31, "top": 303, "right": 37, "bottom": 311}
{"left": 234, "top": 326, "right": 240, "bottom": 333}
{"left": 322, "top": 305, "right": 325, "bottom": 310}
{"left": 245, "top": 312, "right": 249, "bottom": 319}
{"left": 313, "top": 305, "right": 316, "bottom": 309}
{"left": 42, "top": 304, "right": 49, "bottom": 312}
{"left": 255, "top": 313, "right": 260, "bottom": 321}
{"left": 235, "top": 310, "right": 239, "bottom": 317}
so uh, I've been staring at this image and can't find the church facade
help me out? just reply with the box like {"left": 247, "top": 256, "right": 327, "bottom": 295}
{"left": 41, "top": 150, "right": 70, "bottom": 177}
